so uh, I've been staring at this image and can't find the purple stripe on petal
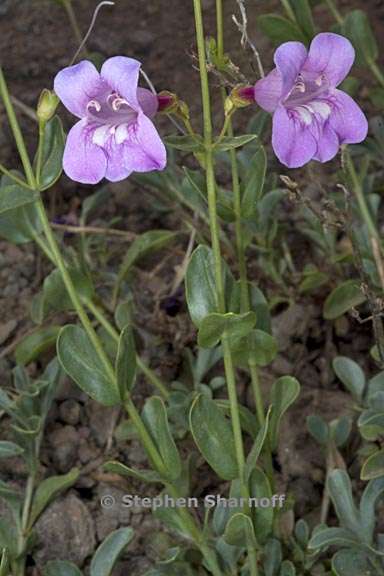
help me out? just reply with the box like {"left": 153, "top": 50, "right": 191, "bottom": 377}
{"left": 329, "top": 89, "right": 368, "bottom": 144}
{"left": 305, "top": 33, "right": 355, "bottom": 87}
{"left": 254, "top": 68, "right": 283, "bottom": 113}
{"left": 104, "top": 139, "right": 133, "bottom": 182}
{"left": 101, "top": 57, "right": 141, "bottom": 109}
{"left": 274, "top": 41, "right": 307, "bottom": 99}
{"left": 272, "top": 106, "right": 317, "bottom": 168}
{"left": 312, "top": 123, "right": 340, "bottom": 162}
{"left": 63, "top": 120, "right": 107, "bottom": 184}
{"left": 123, "top": 112, "right": 167, "bottom": 173}
{"left": 54, "top": 61, "right": 103, "bottom": 118}
{"left": 137, "top": 87, "right": 159, "bottom": 119}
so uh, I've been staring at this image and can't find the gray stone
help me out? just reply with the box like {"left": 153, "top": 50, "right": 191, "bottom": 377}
{"left": 34, "top": 493, "right": 95, "bottom": 567}
{"left": 49, "top": 425, "right": 79, "bottom": 472}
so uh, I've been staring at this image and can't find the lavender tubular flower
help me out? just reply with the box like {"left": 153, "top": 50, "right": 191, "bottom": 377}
{"left": 254, "top": 33, "right": 368, "bottom": 168}
{"left": 54, "top": 57, "right": 167, "bottom": 184}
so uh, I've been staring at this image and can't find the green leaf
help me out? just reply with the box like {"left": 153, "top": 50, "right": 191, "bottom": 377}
{"left": 15, "top": 326, "right": 61, "bottom": 365}
{"left": 90, "top": 527, "right": 134, "bottom": 576}
{"left": 37, "top": 116, "right": 65, "bottom": 190}
{"left": 115, "top": 230, "right": 176, "bottom": 301}
{"left": 103, "top": 461, "right": 162, "bottom": 484}
{"left": 332, "top": 549, "right": 372, "bottom": 576}
{"left": 327, "top": 470, "right": 361, "bottom": 536}
{"left": 43, "top": 268, "right": 94, "bottom": 314}
{"left": 307, "top": 414, "right": 329, "bottom": 445}
{"left": 308, "top": 526, "right": 360, "bottom": 550}
{"left": 269, "top": 376, "right": 300, "bottom": 450}
{"left": 241, "top": 146, "right": 267, "bottom": 219}
{"left": 0, "top": 518, "right": 18, "bottom": 558}
{"left": 186, "top": 245, "right": 218, "bottom": 327}
{"left": 258, "top": 13, "right": 307, "bottom": 44}
{"left": 361, "top": 449, "right": 384, "bottom": 480}
{"left": 358, "top": 409, "right": 384, "bottom": 441}
{"left": 294, "top": 519, "right": 309, "bottom": 547}
{"left": 142, "top": 396, "right": 182, "bottom": 481}
{"left": 250, "top": 467, "right": 274, "bottom": 543}
{"left": 250, "top": 285, "right": 272, "bottom": 334}
{"left": 245, "top": 408, "right": 271, "bottom": 480}
{"left": 230, "top": 329, "right": 278, "bottom": 367}
{"left": 115, "top": 326, "right": 136, "bottom": 400}
{"left": 0, "top": 185, "right": 37, "bottom": 215}
{"left": 28, "top": 468, "right": 79, "bottom": 528}
{"left": 289, "top": 0, "right": 315, "bottom": 40}
{"left": 57, "top": 325, "right": 120, "bottom": 406}
{"left": 263, "top": 538, "right": 282, "bottom": 576}
{"left": 214, "top": 134, "right": 257, "bottom": 151}
{"left": 198, "top": 311, "right": 256, "bottom": 348}
{"left": 189, "top": 394, "right": 238, "bottom": 480}
{"left": 331, "top": 416, "right": 352, "bottom": 448}
{"left": 0, "top": 441, "right": 24, "bottom": 459}
{"left": 280, "top": 560, "right": 296, "bottom": 576}
{"left": 323, "top": 280, "right": 366, "bottom": 320}
{"left": 342, "top": 10, "right": 378, "bottom": 67}
{"left": 44, "top": 561, "right": 83, "bottom": 576}
{"left": 223, "top": 512, "right": 257, "bottom": 547}
{"left": 0, "top": 202, "right": 43, "bottom": 245}
{"left": 216, "top": 400, "right": 259, "bottom": 438}
{"left": 165, "top": 134, "right": 204, "bottom": 152}
{"left": 333, "top": 356, "right": 365, "bottom": 402}
{"left": 359, "top": 477, "right": 384, "bottom": 542}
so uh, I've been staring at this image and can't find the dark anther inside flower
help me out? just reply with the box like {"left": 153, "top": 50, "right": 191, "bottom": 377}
{"left": 54, "top": 57, "right": 167, "bottom": 184}
{"left": 253, "top": 33, "right": 368, "bottom": 168}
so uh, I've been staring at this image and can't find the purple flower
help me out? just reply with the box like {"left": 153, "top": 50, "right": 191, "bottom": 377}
{"left": 54, "top": 57, "right": 167, "bottom": 184}
{"left": 254, "top": 33, "right": 368, "bottom": 168}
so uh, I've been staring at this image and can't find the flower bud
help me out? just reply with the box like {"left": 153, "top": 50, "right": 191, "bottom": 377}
{"left": 157, "top": 91, "right": 190, "bottom": 120}
{"left": 37, "top": 89, "right": 59, "bottom": 122}
{"left": 157, "top": 91, "right": 179, "bottom": 114}
{"left": 228, "top": 85, "right": 255, "bottom": 109}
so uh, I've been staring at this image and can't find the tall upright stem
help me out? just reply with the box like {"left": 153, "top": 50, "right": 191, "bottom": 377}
{"left": 194, "top": 8, "right": 262, "bottom": 574}
{"left": 194, "top": 0, "right": 246, "bottom": 478}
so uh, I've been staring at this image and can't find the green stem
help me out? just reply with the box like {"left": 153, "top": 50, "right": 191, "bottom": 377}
{"left": 36, "top": 121, "right": 45, "bottom": 186}
{"left": 323, "top": 0, "right": 344, "bottom": 25}
{"left": 0, "top": 163, "right": 32, "bottom": 189}
{"left": 124, "top": 399, "right": 223, "bottom": 576}
{"left": 62, "top": 0, "right": 84, "bottom": 48}
{"left": 85, "top": 299, "right": 170, "bottom": 399}
{"left": 0, "top": 68, "right": 36, "bottom": 189}
{"left": 194, "top": 0, "right": 247, "bottom": 496}
{"left": 215, "top": 0, "right": 273, "bottom": 500}
{"left": 345, "top": 151, "right": 379, "bottom": 240}
{"left": 36, "top": 197, "right": 116, "bottom": 383}
{"left": 280, "top": 0, "right": 296, "bottom": 22}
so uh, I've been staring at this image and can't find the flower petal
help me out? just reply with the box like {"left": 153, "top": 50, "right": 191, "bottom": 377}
{"left": 54, "top": 61, "right": 103, "bottom": 118}
{"left": 123, "top": 112, "right": 167, "bottom": 173}
{"left": 63, "top": 120, "right": 107, "bottom": 184}
{"left": 274, "top": 41, "right": 308, "bottom": 99}
{"left": 254, "top": 68, "right": 283, "bottom": 112}
{"left": 137, "top": 87, "right": 159, "bottom": 119}
{"left": 305, "top": 33, "right": 355, "bottom": 87}
{"left": 312, "top": 123, "right": 340, "bottom": 162}
{"left": 104, "top": 139, "right": 133, "bottom": 182}
{"left": 272, "top": 106, "right": 317, "bottom": 168}
{"left": 329, "top": 89, "right": 368, "bottom": 143}
{"left": 101, "top": 57, "right": 141, "bottom": 109}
